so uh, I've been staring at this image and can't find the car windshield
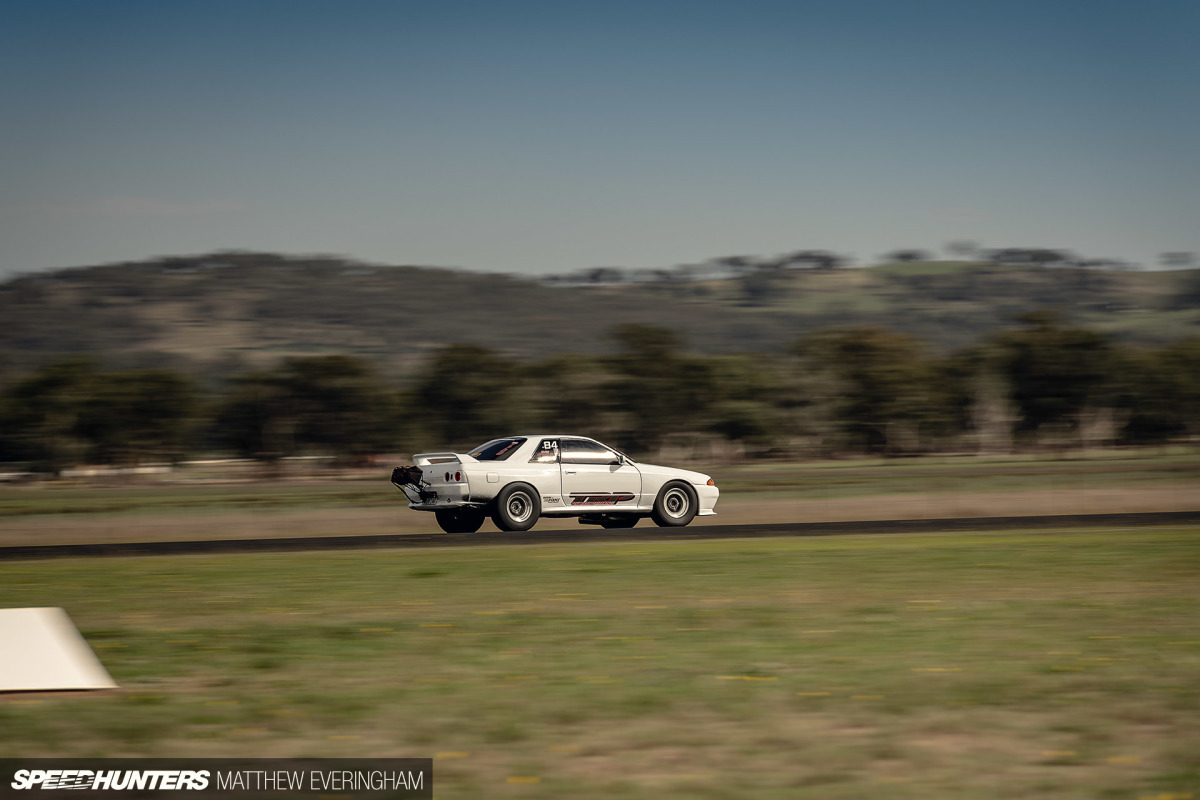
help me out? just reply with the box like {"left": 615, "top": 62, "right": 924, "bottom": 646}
{"left": 468, "top": 437, "right": 526, "bottom": 461}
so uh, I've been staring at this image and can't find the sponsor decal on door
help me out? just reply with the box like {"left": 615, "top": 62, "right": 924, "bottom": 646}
{"left": 569, "top": 492, "right": 635, "bottom": 506}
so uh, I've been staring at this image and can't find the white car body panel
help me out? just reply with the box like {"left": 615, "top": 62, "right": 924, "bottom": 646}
{"left": 395, "top": 434, "right": 718, "bottom": 519}
{"left": 628, "top": 461, "right": 720, "bottom": 516}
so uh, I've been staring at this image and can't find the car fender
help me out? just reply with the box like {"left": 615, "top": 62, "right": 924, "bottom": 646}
{"left": 635, "top": 463, "right": 710, "bottom": 490}
{"left": 464, "top": 463, "right": 561, "bottom": 505}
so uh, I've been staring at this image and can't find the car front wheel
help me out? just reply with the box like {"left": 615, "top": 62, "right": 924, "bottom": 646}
{"left": 651, "top": 482, "right": 698, "bottom": 527}
{"left": 491, "top": 483, "right": 541, "bottom": 531}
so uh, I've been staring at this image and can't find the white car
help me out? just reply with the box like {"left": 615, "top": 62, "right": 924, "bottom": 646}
{"left": 392, "top": 434, "right": 719, "bottom": 533}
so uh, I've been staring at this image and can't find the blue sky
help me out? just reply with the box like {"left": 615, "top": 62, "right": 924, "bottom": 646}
{"left": 1, "top": 0, "right": 1197, "bottom": 276}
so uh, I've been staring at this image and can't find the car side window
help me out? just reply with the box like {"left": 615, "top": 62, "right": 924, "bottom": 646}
{"left": 561, "top": 438, "right": 618, "bottom": 465}
{"left": 530, "top": 438, "right": 560, "bottom": 463}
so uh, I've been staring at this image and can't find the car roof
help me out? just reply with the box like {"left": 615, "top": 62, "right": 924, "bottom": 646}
{"left": 491, "top": 435, "right": 632, "bottom": 460}
{"left": 507, "top": 434, "right": 601, "bottom": 440}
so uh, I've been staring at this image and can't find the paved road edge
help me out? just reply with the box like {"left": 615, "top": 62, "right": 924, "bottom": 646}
{"left": 2, "top": 511, "right": 1198, "bottom": 561}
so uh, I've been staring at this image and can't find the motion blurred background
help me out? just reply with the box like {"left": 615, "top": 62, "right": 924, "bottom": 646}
{"left": 2, "top": 3, "right": 1199, "bottom": 798}
{"left": 1, "top": 0, "right": 1198, "bottom": 471}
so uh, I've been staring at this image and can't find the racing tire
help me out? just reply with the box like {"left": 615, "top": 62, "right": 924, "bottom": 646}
{"left": 599, "top": 516, "right": 639, "bottom": 529}
{"left": 435, "top": 507, "right": 485, "bottom": 534}
{"left": 491, "top": 483, "right": 541, "bottom": 532}
{"left": 651, "top": 481, "right": 698, "bottom": 527}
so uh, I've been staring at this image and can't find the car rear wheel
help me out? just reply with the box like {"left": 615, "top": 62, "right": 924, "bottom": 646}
{"left": 491, "top": 483, "right": 540, "bottom": 531}
{"left": 651, "top": 481, "right": 698, "bottom": 527}
{"left": 435, "top": 507, "right": 485, "bottom": 534}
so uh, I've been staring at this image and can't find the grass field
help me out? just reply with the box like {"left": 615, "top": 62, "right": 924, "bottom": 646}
{"left": 2, "top": 526, "right": 1198, "bottom": 799}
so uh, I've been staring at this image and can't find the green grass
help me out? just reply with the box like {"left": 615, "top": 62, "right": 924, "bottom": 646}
{"left": 2, "top": 527, "right": 1198, "bottom": 798}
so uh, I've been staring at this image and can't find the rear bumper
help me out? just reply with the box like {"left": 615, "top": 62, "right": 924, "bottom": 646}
{"left": 401, "top": 483, "right": 472, "bottom": 511}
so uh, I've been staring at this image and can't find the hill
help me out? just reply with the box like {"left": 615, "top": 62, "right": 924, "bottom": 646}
{"left": 1, "top": 252, "right": 1197, "bottom": 382}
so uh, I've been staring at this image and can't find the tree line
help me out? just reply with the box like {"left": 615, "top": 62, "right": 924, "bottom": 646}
{"left": 1, "top": 313, "right": 1197, "bottom": 473}
{"left": 541, "top": 247, "right": 1196, "bottom": 287}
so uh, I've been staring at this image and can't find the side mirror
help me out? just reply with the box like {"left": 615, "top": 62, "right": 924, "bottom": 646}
{"left": 615, "top": 453, "right": 627, "bottom": 466}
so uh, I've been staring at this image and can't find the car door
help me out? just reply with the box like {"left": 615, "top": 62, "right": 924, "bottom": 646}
{"left": 559, "top": 438, "right": 641, "bottom": 509}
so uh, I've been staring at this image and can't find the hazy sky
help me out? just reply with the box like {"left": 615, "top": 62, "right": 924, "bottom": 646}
{"left": 2, "top": 0, "right": 1197, "bottom": 276}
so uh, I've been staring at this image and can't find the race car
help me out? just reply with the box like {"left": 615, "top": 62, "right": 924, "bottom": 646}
{"left": 391, "top": 434, "right": 718, "bottom": 533}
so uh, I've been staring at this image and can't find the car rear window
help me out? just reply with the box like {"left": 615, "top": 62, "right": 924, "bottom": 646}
{"left": 468, "top": 437, "right": 526, "bottom": 461}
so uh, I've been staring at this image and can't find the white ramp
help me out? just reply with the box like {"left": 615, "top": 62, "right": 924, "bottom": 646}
{"left": 0, "top": 607, "right": 117, "bottom": 691}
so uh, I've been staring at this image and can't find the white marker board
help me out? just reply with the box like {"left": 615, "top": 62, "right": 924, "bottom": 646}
{"left": 0, "top": 607, "right": 117, "bottom": 691}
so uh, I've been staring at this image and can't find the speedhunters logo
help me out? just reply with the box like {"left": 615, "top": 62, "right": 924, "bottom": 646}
{"left": 0, "top": 760, "right": 430, "bottom": 798}
{"left": 11, "top": 771, "right": 209, "bottom": 791}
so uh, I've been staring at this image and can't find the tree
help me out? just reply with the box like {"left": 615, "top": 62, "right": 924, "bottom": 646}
{"left": 778, "top": 250, "right": 845, "bottom": 270}
{"left": 702, "top": 355, "right": 790, "bottom": 448}
{"left": 945, "top": 241, "right": 980, "bottom": 261}
{"left": 0, "top": 359, "right": 96, "bottom": 472}
{"left": 282, "top": 356, "right": 395, "bottom": 462}
{"left": 214, "top": 356, "right": 394, "bottom": 463}
{"left": 970, "top": 371, "right": 1018, "bottom": 454}
{"left": 1160, "top": 252, "right": 1196, "bottom": 268}
{"left": 514, "top": 355, "right": 608, "bottom": 435}
{"left": 1141, "top": 337, "right": 1200, "bottom": 440}
{"left": 986, "top": 248, "right": 1073, "bottom": 268}
{"left": 713, "top": 255, "right": 758, "bottom": 275}
{"left": 213, "top": 369, "right": 296, "bottom": 462}
{"left": 883, "top": 249, "right": 932, "bottom": 264}
{"left": 409, "top": 345, "right": 519, "bottom": 450}
{"left": 584, "top": 267, "right": 626, "bottom": 284}
{"left": 74, "top": 369, "right": 195, "bottom": 465}
{"left": 0, "top": 361, "right": 196, "bottom": 470}
{"left": 988, "top": 312, "right": 1115, "bottom": 443}
{"left": 604, "top": 325, "right": 713, "bottom": 454}
{"left": 792, "top": 328, "right": 943, "bottom": 454}
{"left": 1169, "top": 270, "right": 1200, "bottom": 310}
{"left": 738, "top": 271, "right": 786, "bottom": 306}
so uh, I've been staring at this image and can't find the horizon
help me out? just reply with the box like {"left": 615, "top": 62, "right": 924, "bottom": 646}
{"left": 2, "top": 0, "right": 1198, "bottom": 278}
{"left": 4, "top": 246, "right": 1196, "bottom": 285}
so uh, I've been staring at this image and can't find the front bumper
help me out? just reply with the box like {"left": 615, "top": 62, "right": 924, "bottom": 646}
{"left": 695, "top": 483, "right": 720, "bottom": 515}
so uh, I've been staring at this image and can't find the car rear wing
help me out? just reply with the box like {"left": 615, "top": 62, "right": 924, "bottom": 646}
{"left": 411, "top": 452, "right": 480, "bottom": 466}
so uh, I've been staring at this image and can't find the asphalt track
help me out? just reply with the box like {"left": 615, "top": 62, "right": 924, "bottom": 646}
{"left": 1, "top": 511, "right": 1197, "bottom": 561}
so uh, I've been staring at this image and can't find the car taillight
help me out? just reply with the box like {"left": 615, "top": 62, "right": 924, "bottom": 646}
{"left": 444, "top": 472, "right": 451, "bottom": 482}
{"left": 455, "top": 472, "right": 462, "bottom": 482}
